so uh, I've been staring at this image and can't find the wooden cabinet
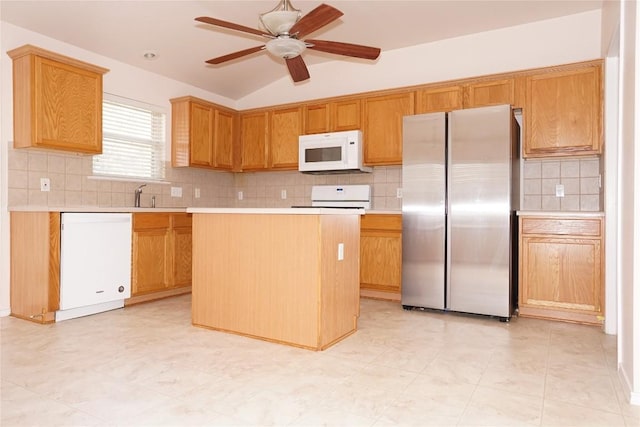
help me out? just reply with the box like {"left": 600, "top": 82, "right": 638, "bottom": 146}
{"left": 524, "top": 64, "right": 602, "bottom": 157}
{"left": 269, "top": 107, "right": 302, "bottom": 169}
{"left": 7, "top": 44, "right": 108, "bottom": 154}
{"left": 415, "top": 85, "right": 463, "bottom": 113}
{"left": 304, "top": 98, "right": 362, "bottom": 134}
{"left": 171, "top": 96, "right": 236, "bottom": 170}
{"left": 363, "top": 93, "right": 414, "bottom": 165}
{"left": 360, "top": 214, "right": 402, "bottom": 301}
{"left": 10, "top": 212, "right": 60, "bottom": 323}
{"left": 519, "top": 215, "right": 604, "bottom": 325}
{"left": 464, "top": 78, "right": 522, "bottom": 109}
{"left": 240, "top": 111, "right": 269, "bottom": 171}
{"left": 130, "top": 213, "right": 192, "bottom": 301}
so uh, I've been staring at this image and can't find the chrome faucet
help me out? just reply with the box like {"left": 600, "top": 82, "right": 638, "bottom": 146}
{"left": 134, "top": 184, "right": 147, "bottom": 207}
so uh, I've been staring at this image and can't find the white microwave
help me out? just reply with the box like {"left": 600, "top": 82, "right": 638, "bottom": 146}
{"left": 298, "top": 130, "right": 372, "bottom": 174}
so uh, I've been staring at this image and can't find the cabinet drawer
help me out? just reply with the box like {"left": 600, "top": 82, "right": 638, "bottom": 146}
{"left": 521, "top": 217, "right": 601, "bottom": 237}
{"left": 361, "top": 214, "right": 402, "bottom": 231}
{"left": 172, "top": 213, "right": 192, "bottom": 228}
{"left": 133, "top": 213, "right": 170, "bottom": 230}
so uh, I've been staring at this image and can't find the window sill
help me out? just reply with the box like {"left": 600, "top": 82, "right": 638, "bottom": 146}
{"left": 87, "top": 175, "right": 171, "bottom": 185}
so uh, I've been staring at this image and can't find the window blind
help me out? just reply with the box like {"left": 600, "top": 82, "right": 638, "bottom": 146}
{"left": 93, "top": 95, "right": 166, "bottom": 180}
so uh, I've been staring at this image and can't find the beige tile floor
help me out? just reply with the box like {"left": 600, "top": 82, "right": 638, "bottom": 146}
{"left": 2, "top": 295, "right": 639, "bottom": 426}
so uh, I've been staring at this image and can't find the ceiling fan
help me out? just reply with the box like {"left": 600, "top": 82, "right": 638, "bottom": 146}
{"left": 195, "top": 0, "right": 381, "bottom": 83}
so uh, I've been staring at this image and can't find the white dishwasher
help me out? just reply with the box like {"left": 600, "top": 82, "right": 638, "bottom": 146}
{"left": 57, "top": 213, "right": 132, "bottom": 321}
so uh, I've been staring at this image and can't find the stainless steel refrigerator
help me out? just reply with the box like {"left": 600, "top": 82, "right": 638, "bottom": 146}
{"left": 401, "top": 104, "right": 519, "bottom": 320}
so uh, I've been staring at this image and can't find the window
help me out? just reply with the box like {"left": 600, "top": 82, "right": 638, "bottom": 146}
{"left": 93, "top": 94, "right": 166, "bottom": 180}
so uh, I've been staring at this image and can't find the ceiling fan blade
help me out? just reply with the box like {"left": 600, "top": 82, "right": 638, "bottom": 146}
{"left": 289, "top": 4, "right": 343, "bottom": 39}
{"left": 285, "top": 55, "right": 310, "bottom": 82}
{"left": 205, "top": 46, "right": 265, "bottom": 64}
{"left": 195, "top": 16, "right": 271, "bottom": 38}
{"left": 306, "top": 39, "right": 381, "bottom": 60}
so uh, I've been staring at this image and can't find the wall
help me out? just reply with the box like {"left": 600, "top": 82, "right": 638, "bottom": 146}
{"left": 238, "top": 10, "right": 602, "bottom": 110}
{"left": 617, "top": 0, "right": 640, "bottom": 405}
{"left": 521, "top": 158, "right": 602, "bottom": 211}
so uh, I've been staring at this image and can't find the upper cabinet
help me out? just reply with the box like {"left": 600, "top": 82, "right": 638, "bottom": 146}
{"left": 415, "top": 85, "right": 463, "bottom": 114}
{"left": 363, "top": 92, "right": 415, "bottom": 165}
{"left": 304, "top": 98, "right": 362, "bottom": 134}
{"left": 171, "top": 96, "right": 237, "bottom": 171}
{"left": 269, "top": 107, "right": 302, "bottom": 170}
{"left": 524, "top": 64, "right": 602, "bottom": 158}
{"left": 464, "top": 78, "right": 523, "bottom": 109}
{"left": 7, "top": 44, "right": 109, "bottom": 154}
{"left": 240, "top": 111, "right": 269, "bottom": 171}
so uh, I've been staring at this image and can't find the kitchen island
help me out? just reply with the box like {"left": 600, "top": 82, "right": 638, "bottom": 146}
{"left": 187, "top": 208, "right": 362, "bottom": 350}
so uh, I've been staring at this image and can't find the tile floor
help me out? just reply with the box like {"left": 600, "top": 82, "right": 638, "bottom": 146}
{"left": 1, "top": 295, "right": 638, "bottom": 426}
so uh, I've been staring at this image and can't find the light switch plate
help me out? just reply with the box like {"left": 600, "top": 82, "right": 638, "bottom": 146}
{"left": 281, "top": 189, "right": 287, "bottom": 199}
{"left": 194, "top": 188, "right": 201, "bottom": 199}
{"left": 337, "top": 243, "right": 344, "bottom": 261}
{"left": 555, "top": 184, "right": 565, "bottom": 198}
{"left": 171, "top": 186, "right": 182, "bottom": 197}
{"left": 238, "top": 191, "right": 244, "bottom": 201}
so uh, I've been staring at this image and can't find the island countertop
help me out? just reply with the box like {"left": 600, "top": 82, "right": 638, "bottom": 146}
{"left": 187, "top": 207, "right": 364, "bottom": 215}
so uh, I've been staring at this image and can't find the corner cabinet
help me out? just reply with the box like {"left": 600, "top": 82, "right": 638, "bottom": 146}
{"left": 129, "top": 213, "right": 192, "bottom": 304}
{"left": 363, "top": 93, "right": 415, "bottom": 165}
{"left": 7, "top": 44, "right": 109, "bottom": 154}
{"left": 10, "top": 212, "right": 60, "bottom": 323}
{"left": 524, "top": 63, "right": 602, "bottom": 157}
{"left": 171, "top": 96, "right": 236, "bottom": 170}
{"left": 518, "top": 215, "right": 604, "bottom": 325}
{"left": 360, "top": 214, "right": 402, "bottom": 301}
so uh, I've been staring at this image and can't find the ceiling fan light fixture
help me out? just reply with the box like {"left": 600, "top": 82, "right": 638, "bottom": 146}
{"left": 265, "top": 37, "right": 306, "bottom": 59}
{"left": 259, "top": 0, "right": 301, "bottom": 35}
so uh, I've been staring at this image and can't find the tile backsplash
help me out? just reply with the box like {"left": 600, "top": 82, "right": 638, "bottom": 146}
{"left": 521, "top": 157, "right": 602, "bottom": 211}
{"left": 7, "top": 147, "right": 402, "bottom": 211}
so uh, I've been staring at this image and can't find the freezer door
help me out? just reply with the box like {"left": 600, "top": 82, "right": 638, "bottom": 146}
{"left": 402, "top": 113, "right": 446, "bottom": 309}
{"left": 447, "top": 105, "right": 513, "bottom": 317}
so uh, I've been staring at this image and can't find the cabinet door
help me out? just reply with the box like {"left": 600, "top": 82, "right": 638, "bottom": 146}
{"left": 304, "top": 103, "right": 330, "bottom": 134}
{"left": 214, "top": 109, "right": 234, "bottom": 170}
{"left": 270, "top": 107, "right": 302, "bottom": 169}
{"left": 34, "top": 56, "right": 103, "bottom": 153}
{"left": 524, "top": 65, "right": 602, "bottom": 157}
{"left": 132, "top": 229, "right": 170, "bottom": 295}
{"left": 190, "top": 102, "right": 214, "bottom": 167}
{"left": 240, "top": 112, "right": 269, "bottom": 170}
{"left": 521, "top": 236, "right": 602, "bottom": 314}
{"left": 415, "top": 85, "right": 463, "bottom": 113}
{"left": 332, "top": 99, "right": 362, "bottom": 131}
{"left": 464, "top": 79, "right": 515, "bottom": 108}
{"left": 363, "top": 93, "right": 414, "bottom": 165}
{"left": 172, "top": 227, "right": 192, "bottom": 287}
{"left": 360, "top": 214, "right": 402, "bottom": 294}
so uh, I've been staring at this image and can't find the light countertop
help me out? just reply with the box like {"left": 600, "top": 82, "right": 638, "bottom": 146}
{"left": 9, "top": 206, "right": 188, "bottom": 213}
{"left": 187, "top": 207, "right": 364, "bottom": 215}
{"left": 517, "top": 210, "right": 604, "bottom": 218}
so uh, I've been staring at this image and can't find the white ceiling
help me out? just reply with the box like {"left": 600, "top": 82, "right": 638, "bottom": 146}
{"left": 1, "top": 1, "right": 603, "bottom": 101}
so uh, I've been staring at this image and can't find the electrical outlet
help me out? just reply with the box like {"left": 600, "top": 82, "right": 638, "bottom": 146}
{"left": 281, "top": 189, "right": 287, "bottom": 200}
{"left": 337, "top": 243, "right": 344, "bottom": 261}
{"left": 194, "top": 188, "right": 201, "bottom": 199}
{"left": 170, "top": 186, "right": 182, "bottom": 197}
{"left": 40, "top": 178, "right": 50, "bottom": 192}
{"left": 238, "top": 191, "right": 244, "bottom": 201}
{"left": 555, "top": 184, "right": 565, "bottom": 198}
{"left": 396, "top": 188, "right": 403, "bottom": 199}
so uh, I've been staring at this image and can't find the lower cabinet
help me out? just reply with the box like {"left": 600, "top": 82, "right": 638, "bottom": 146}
{"left": 10, "top": 212, "right": 60, "bottom": 323}
{"left": 129, "top": 212, "right": 192, "bottom": 303}
{"left": 360, "top": 214, "right": 402, "bottom": 301}
{"left": 518, "top": 215, "right": 604, "bottom": 325}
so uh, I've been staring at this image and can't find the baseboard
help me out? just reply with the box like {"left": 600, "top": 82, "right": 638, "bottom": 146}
{"left": 619, "top": 363, "right": 640, "bottom": 406}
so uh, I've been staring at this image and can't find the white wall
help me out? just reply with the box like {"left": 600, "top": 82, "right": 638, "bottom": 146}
{"left": 617, "top": 0, "right": 640, "bottom": 405}
{"left": 238, "top": 10, "right": 602, "bottom": 109}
